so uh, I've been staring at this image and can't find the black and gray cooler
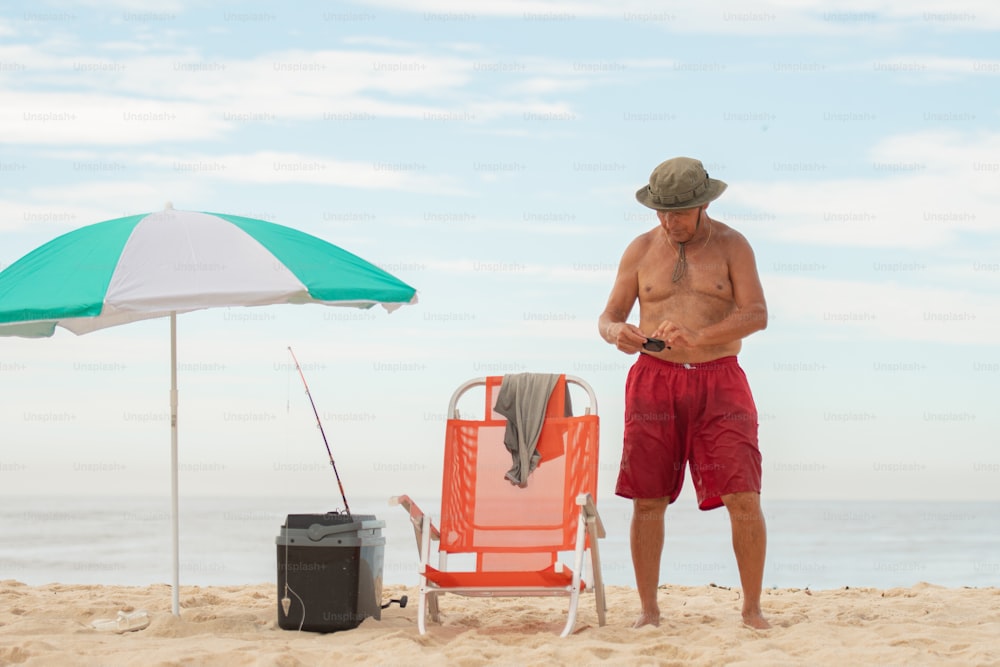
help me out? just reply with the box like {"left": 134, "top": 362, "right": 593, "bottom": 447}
{"left": 276, "top": 512, "right": 386, "bottom": 632}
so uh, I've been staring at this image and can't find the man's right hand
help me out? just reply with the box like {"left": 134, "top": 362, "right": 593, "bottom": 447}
{"left": 608, "top": 322, "right": 648, "bottom": 354}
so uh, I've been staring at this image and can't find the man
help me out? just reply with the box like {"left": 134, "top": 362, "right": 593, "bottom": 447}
{"left": 598, "top": 156, "right": 770, "bottom": 630}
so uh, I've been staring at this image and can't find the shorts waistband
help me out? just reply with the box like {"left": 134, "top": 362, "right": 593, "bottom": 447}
{"left": 638, "top": 354, "right": 739, "bottom": 370}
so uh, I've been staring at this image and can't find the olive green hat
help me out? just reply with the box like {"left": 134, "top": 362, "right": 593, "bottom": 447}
{"left": 635, "top": 157, "right": 727, "bottom": 211}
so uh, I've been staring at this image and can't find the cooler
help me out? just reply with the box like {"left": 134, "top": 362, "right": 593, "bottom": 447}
{"left": 275, "top": 512, "right": 386, "bottom": 632}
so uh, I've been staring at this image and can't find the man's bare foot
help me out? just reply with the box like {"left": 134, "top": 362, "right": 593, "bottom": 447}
{"left": 632, "top": 611, "right": 661, "bottom": 628}
{"left": 742, "top": 611, "right": 770, "bottom": 629}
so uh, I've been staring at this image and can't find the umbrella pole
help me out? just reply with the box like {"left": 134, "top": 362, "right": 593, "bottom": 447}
{"left": 170, "top": 312, "right": 180, "bottom": 616}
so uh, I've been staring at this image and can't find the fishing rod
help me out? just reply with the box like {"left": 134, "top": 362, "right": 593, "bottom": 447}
{"left": 287, "top": 346, "right": 351, "bottom": 516}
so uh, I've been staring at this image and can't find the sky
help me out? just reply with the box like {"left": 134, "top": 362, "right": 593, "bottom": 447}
{"left": 1, "top": 0, "right": 998, "bottom": 509}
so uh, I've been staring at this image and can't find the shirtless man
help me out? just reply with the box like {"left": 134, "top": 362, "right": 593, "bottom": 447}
{"left": 598, "top": 157, "right": 770, "bottom": 630}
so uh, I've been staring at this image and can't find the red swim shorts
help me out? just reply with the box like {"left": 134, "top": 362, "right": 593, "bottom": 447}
{"left": 615, "top": 354, "right": 762, "bottom": 510}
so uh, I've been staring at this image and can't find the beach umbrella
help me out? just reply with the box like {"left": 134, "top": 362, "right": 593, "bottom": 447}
{"left": 0, "top": 206, "right": 418, "bottom": 615}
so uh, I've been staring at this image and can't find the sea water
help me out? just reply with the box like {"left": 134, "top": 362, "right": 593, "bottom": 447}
{"left": 0, "top": 495, "right": 997, "bottom": 591}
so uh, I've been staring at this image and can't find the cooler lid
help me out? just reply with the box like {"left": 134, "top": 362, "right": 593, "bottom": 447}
{"left": 284, "top": 512, "right": 368, "bottom": 529}
{"left": 281, "top": 513, "right": 385, "bottom": 542}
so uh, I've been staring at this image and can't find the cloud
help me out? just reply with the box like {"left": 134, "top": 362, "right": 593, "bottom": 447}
{"left": 723, "top": 130, "right": 1000, "bottom": 249}
{"left": 61, "top": 0, "right": 184, "bottom": 10}
{"left": 354, "top": 0, "right": 1000, "bottom": 31}
{"left": 355, "top": 0, "right": 607, "bottom": 18}
{"left": 130, "top": 150, "right": 467, "bottom": 194}
{"left": 0, "top": 147, "right": 467, "bottom": 236}
{"left": 0, "top": 39, "right": 632, "bottom": 144}
{"left": 762, "top": 274, "right": 999, "bottom": 344}
{"left": 859, "top": 55, "right": 1000, "bottom": 80}
{"left": 0, "top": 181, "right": 206, "bottom": 235}
{"left": 0, "top": 43, "right": 478, "bottom": 145}
{"left": 1, "top": 91, "right": 229, "bottom": 145}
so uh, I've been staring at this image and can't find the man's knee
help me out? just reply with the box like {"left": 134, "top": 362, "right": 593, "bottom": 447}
{"left": 720, "top": 491, "right": 762, "bottom": 521}
{"left": 633, "top": 497, "right": 669, "bottom": 522}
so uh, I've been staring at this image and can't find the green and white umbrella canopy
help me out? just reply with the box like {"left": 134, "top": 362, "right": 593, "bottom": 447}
{"left": 0, "top": 207, "right": 417, "bottom": 337}
{"left": 0, "top": 207, "right": 417, "bottom": 616}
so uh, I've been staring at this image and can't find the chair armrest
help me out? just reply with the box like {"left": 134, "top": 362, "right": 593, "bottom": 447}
{"left": 575, "top": 493, "right": 606, "bottom": 539}
{"left": 389, "top": 495, "right": 441, "bottom": 541}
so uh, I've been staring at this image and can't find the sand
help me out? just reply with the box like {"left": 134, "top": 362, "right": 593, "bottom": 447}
{"left": 1, "top": 579, "right": 999, "bottom": 666}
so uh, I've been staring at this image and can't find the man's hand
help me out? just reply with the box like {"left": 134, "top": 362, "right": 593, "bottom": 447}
{"left": 652, "top": 319, "right": 700, "bottom": 350}
{"left": 608, "top": 322, "right": 648, "bottom": 354}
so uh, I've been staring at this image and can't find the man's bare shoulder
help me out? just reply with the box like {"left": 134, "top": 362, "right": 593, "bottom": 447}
{"left": 711, "top": 218, "right": 740, "bottom": 238}
{"left": 712, "top": 219, "right": 754, "bottom": 250}
{"left": 622, "top": 227, "right": 660, "bottom": 255}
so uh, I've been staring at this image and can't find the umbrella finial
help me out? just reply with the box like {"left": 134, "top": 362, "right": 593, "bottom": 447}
{"left": 164, "top": 201, "right": 174, "bottom": 210}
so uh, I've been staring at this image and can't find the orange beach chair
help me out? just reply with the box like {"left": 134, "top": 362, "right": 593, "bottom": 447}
{"left": 391, "top": 374, "right": 606, "bottom": 636}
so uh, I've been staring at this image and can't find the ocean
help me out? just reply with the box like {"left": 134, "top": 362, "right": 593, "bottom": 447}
{"left": 1, "top": 496, "right": 998, "bottom": 593}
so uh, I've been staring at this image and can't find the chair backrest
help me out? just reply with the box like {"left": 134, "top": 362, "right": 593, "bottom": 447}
{"left": 438, "top": 375, "right": 600, "bottom": 572}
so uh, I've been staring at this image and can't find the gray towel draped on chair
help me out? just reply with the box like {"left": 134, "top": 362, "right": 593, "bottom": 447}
{"left": 494, "top": 373, "right": 571, "bottom": 487}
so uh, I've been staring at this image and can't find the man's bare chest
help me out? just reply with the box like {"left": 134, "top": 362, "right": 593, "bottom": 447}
{"left": 638, "top": 247, "right": 734, "bottom": 302}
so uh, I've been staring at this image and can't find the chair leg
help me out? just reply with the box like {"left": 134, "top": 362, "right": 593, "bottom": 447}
{"left": 416, "top": 587, "right": 439, "bottom": 635}
{"left": 417, "top": 587, "right": 428, "bottom": 635}
{"left": 427, "top": 590, "right": 440, "bottom": 622}
{"left": 587, "top": 515, "right": 607, "bottom": 626}
{"left": 560, "top": 585, "right": 581, "bottom": 637}
{"left": 417, "top": 514, "right": 434, "bottom": 634}
{"left": 561, "top": 507, "right": 590, "bottom": 637}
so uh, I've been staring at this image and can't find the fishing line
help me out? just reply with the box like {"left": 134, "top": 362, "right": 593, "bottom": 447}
{"left": 281, "top": 538, "right": 306, "bottom": 632}
{"left": 287, "top": 346, "right": 351, "bottom": 516}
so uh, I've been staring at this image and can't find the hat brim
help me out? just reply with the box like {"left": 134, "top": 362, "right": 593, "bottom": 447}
{"left": 635, "top": 178, "right": 728, "bottom": 211}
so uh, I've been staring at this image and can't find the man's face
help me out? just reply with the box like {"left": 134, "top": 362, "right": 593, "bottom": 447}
{"left": 657, "top": 206, "right": 703, "bottom": 244}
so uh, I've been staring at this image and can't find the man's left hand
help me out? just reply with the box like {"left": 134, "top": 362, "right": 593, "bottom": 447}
{"left": 652, "top": 320, "right": 700, "bottom": 349}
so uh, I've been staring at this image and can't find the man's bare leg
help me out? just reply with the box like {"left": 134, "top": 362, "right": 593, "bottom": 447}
{"left": 721, "top": 491, "right": 770, "bottom": 629}
{"left": 630, "top": 496, "right": 669, "bottom": 627}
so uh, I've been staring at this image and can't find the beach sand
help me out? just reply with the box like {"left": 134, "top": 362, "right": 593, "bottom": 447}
{"left": 1, "top": 579, "right": 998, "bottom": 666}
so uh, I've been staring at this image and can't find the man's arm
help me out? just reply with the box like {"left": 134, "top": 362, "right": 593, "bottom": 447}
{"left": 599, "top": 238, "right": 649, "bottom": 353}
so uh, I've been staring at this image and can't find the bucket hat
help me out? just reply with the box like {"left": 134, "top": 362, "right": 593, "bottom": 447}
{"left": 635, "top": 157, "right": 727, "bottom": 211}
